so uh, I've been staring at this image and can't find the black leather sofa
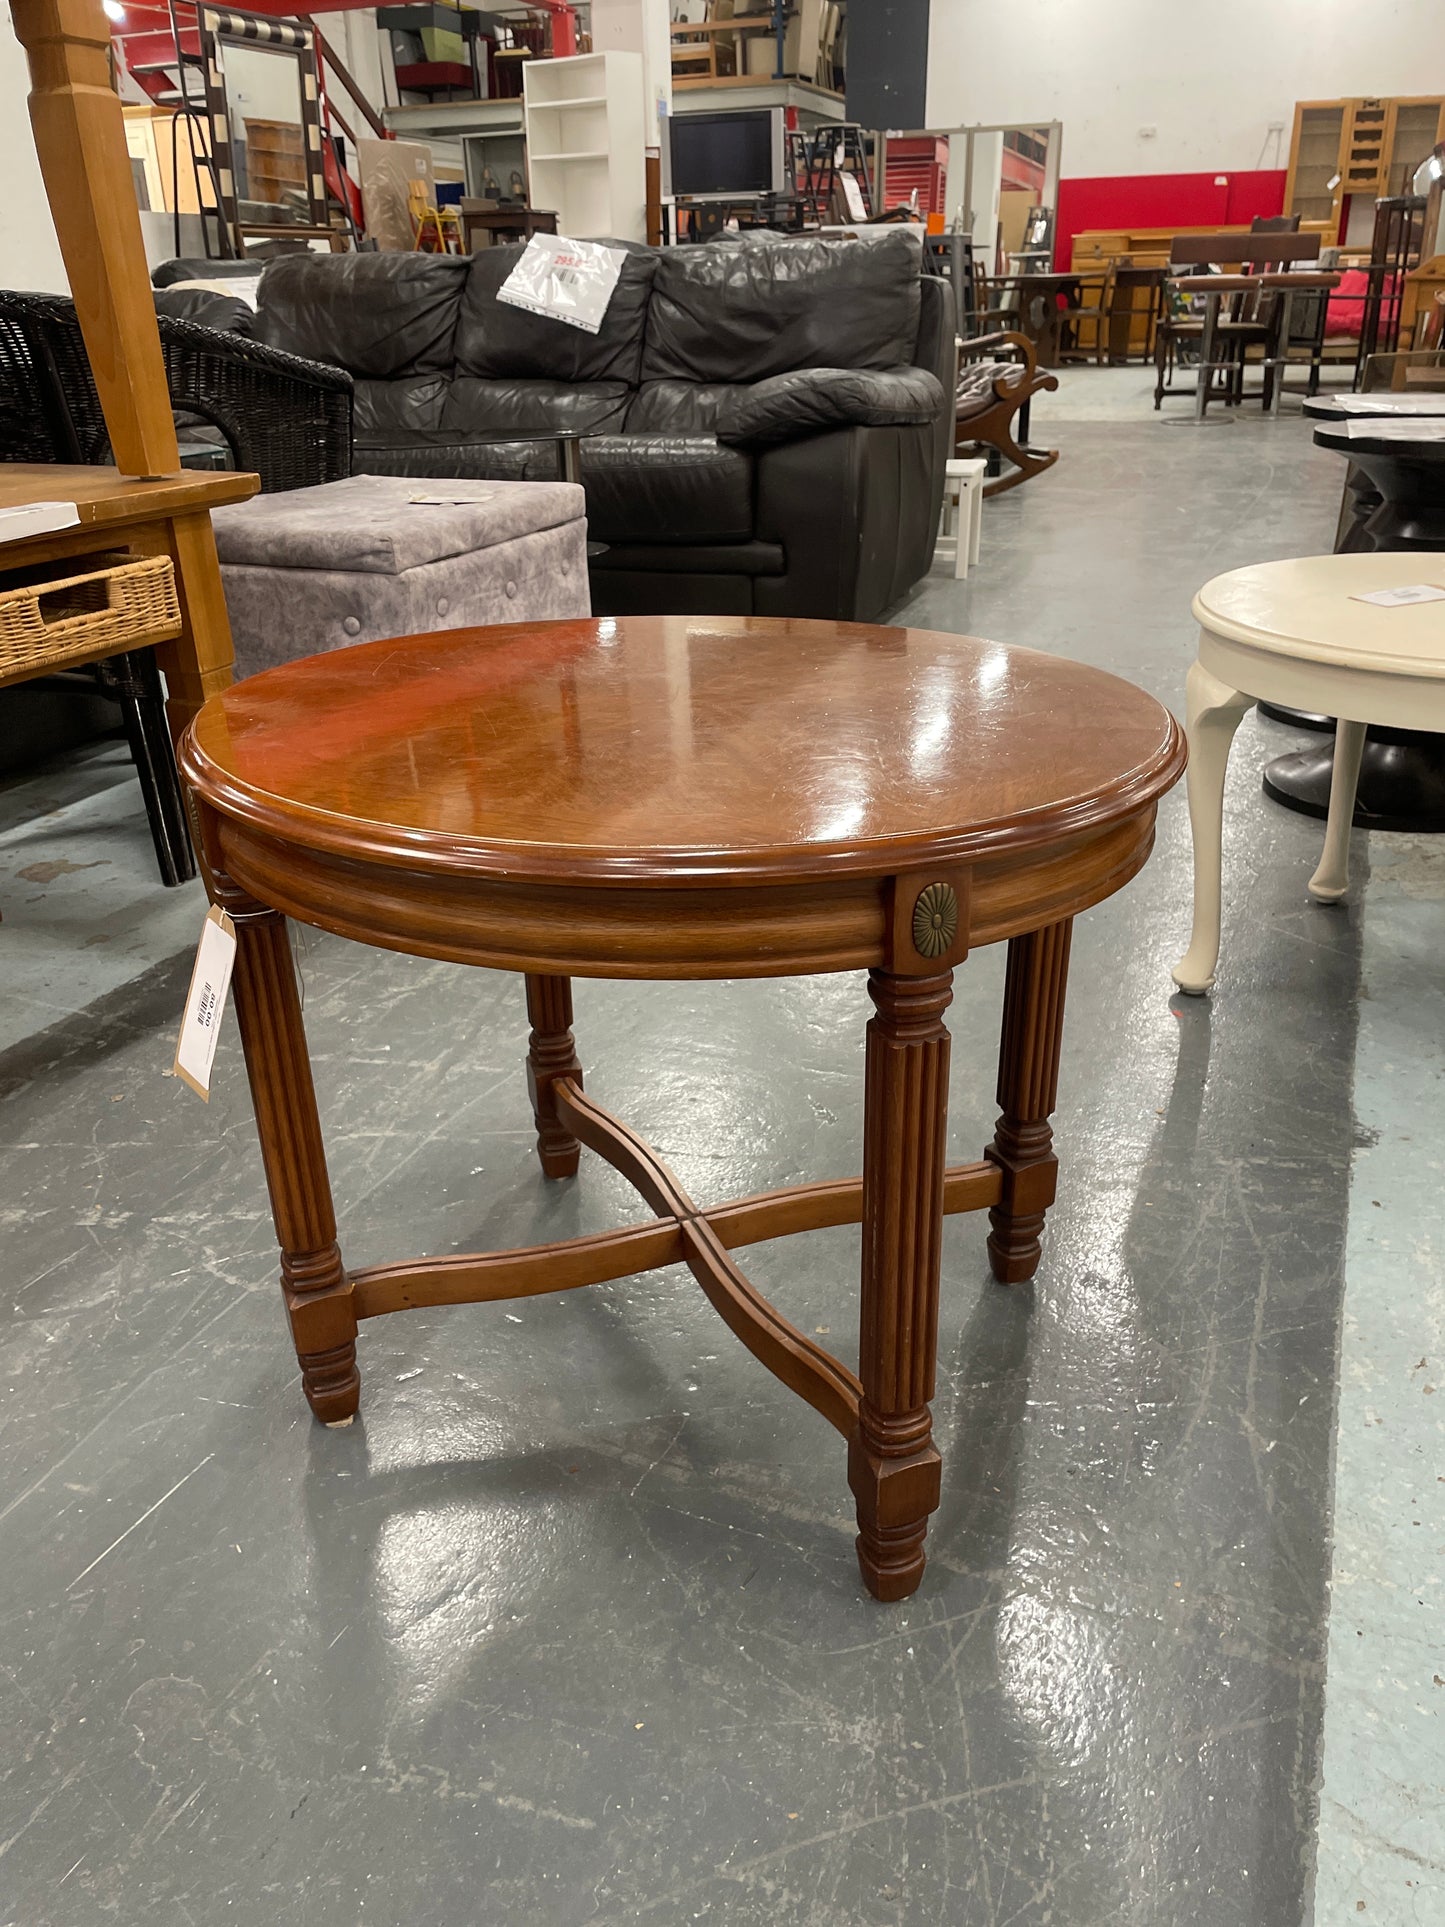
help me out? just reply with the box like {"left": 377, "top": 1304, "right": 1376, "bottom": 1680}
{"left": 252, "top": 233, "right": 953, "bottom": 621}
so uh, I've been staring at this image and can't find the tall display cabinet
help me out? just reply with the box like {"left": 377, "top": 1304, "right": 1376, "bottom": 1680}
{"left": 1286, "top": 96, "right": 1445, "bottom": 237}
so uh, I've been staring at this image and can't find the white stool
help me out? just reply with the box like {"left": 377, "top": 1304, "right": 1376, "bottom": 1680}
{"left": 1172, "top": 553, "right": 1445, "bottom": 995}
{"left": 937, "top": 457, "right": 987, "bottom": 580}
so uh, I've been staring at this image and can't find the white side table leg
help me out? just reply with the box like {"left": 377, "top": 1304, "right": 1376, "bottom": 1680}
{"left": 1307, "top": 719, "right": 1367, "bottom": 902}
{"left": 1171, "top": 656, "right": 1254, "bottom": 995}
{"left": 953, "top": 484, "right": 971, "bottom": 579}
{"left": 967, "top": 475, "right": 982, "bottom": 566}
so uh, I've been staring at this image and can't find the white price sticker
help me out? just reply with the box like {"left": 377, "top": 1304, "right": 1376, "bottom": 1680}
{"left": 1350, "top": 583, "right": 1445, "bottom": 607}
{"left": 173, "top": 904, "right": 238, "bottom": 1100}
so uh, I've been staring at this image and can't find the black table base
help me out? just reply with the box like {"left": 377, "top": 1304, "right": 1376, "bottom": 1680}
{"left": 1262, "top": 728, "right": 1445, "bottom": 833}
{"left": 1258, "top": 703, "right": 1333, "bottom": 731}
{"left": 1262, "top": 426, "right": 1445, "bottom": 835}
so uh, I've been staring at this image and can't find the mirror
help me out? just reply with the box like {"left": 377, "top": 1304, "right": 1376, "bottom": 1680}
{"left": 198, "top": 8, "right": 330, "bottom": 256}
{"left": 225, "top": 44, "right": 308, "bottom": 218}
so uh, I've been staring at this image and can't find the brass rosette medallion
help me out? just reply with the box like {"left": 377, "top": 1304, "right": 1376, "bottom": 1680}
{"left": 911, "top": 881, "right": 958, "bottom": 959}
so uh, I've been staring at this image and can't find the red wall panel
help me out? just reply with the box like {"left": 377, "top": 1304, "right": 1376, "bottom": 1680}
{"left": 1053, "top": 170, "right": 1288, "bottom": 268}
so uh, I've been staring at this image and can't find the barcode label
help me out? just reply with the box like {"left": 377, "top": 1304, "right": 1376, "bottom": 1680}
{"left": 173, "top": 904, "right": 238, "bottom": 1100}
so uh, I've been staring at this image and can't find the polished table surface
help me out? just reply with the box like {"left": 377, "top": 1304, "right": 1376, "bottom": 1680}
{"left": 190, "top": 615, "right": 1184, "bottom": 892}
{"left": 181, "top": 616, "right": 1184, "bottom": 1601}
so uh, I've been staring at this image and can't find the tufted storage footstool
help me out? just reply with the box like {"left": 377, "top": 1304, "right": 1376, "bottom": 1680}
{"left": 211, "top": 473, "right": 589, "bottom": 678}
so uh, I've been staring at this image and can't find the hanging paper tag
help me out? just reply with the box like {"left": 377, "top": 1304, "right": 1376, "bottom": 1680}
{"left": 496, "top": 235, "right": 626, "bottom": 334}
{"left": 173, "top": 904, "right": 238, "bottom": 1100}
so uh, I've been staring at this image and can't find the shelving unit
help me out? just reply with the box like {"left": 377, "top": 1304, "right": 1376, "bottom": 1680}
{"left": 1286, "top": 96, "right": 1445, "bottom": 238}
{"left": 523, "top": 52, "right": 646, "bottom": 242}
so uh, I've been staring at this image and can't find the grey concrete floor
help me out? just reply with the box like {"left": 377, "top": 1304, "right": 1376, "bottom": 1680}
{"left": 0, "top": 395, "right": 1404, "bottom": 1925}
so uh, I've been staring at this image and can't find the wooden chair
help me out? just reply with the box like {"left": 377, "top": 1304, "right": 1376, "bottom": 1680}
{"left": 1056, "top": 267, "right": 1114, "bottom": 364}
{"left": 954, "top": 330, "right": 1059, "bottom": 496}
{"left": 960, "top": 266, "right": 1020, "bottom": 337}
{"left": 409, "top": 178, "right": 462, "bottom": 253}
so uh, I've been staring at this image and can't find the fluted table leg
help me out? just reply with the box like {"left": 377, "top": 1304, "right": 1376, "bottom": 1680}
{"left": 985, "top": 920, "right": 1073, "bottom": 1285}
{"left": 849, "top": 967, "right": 953, "bottom": 1602}
{"left": 525, "top": 974, "right": 583, "bottom": 1179}
{"left": 225, "top": 887, "right": 358, "bottom": 1423}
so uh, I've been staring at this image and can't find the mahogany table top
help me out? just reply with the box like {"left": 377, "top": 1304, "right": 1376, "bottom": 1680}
{"left": 183, "top": 616, "right": 1183, "bottom": 888}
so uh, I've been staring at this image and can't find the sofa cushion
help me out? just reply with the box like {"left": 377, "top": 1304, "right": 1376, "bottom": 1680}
{"left": 954, "top": 359, "right": 1027, "bottom": 423}
{"left": 625, "top": 380, "right": 736, "bottom": 435}
{"left": 352, "top": 434, "right": 561, "bottom": 484}
{"left": 211, "top": 472, "right": 585, "bottom": 575}
{"left": 716, "top": 367, "right": 944, "bottom": 446}
{"left": 353, "top": 376, "right": 448, "bottom": 440}
{"left": 453, "top": 244, "right": 658, "bottom": 385}
{"left": 441, "top": 378, "right": 630, "bottom": 438}
{"left": 255, "top": 253, "right": 470, "bottom": 377}
{"left": 153, "top": 286, "right": 255, "bottom": 333}
{"left": 641, "top": 233, "right": 922, "bottom": 384}
{"left": 580, "top": 436, "right": 753, "bottom": 545}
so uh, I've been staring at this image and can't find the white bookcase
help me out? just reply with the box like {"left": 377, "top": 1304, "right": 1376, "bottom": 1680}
{"left": 523, "top": 52, "right": 647, "bottom": 244}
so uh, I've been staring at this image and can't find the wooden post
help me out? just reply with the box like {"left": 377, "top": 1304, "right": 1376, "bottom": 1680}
{"left": 849, "top": 967, "right": 953, "bottom": 1601}
{"left": 11, "top": 0, "right": 181, "bottom": 479}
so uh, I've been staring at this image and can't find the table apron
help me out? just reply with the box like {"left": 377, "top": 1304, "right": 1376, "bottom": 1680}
{"left": 207, "top": 807, "right": 1163, "bottom": 980}
{"left": 1199, "top": 629, "right": 1445, "bottom": 733}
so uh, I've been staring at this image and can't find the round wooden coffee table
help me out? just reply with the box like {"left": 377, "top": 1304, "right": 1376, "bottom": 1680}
{"left": 1173, "top": 554, "right": 1445, "bottom": 995}
{"left": 179, "top": 616, "right": 1183, "bottom": 1600}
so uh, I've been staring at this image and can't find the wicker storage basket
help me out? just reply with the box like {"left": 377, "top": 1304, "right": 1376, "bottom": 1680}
{"left": 0, "top": 551, "right": 182, "bottom": 683}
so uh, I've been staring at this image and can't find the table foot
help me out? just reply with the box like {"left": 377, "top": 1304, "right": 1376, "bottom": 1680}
{"left": 853, "top": 968, "right": 953, "bottom": 1599}
{"left": 1262, "top": 730, "right": 1445, "bottom": 833}
{"left": 985, "top": 922, "right": 1072, "bottom": 1283}
{"left": 525, "top": 974, "right": 583, "bottom": 1178}
{"left": 848, "top": 1415, "right": 941, "bottom": 1602}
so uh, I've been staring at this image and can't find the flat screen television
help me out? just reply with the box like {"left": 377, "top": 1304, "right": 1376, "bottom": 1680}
{"left": 664, "top": 109, "right": 786, "bottom": 202}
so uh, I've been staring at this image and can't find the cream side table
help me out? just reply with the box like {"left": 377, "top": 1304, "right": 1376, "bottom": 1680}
{"left": 1173, "top": 553, "right": 1445, "bottom": 994}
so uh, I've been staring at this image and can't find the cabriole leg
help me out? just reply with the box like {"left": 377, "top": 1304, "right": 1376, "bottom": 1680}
{"left": 849, "top": 968, "right": 953, "bottom": 1602}
{"left": 1307, "top": 719, "right": 1367, "bottom": 903}
{"left": 1172, "top": 657, "right": 1253, "bottom": 994}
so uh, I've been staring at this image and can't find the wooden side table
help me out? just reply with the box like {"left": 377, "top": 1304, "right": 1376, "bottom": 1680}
{"left": 460, "top": 203, "right": 559, "bottom": 252}
{"left": 0, "top": 466, "right": 257, "bottom": 739}
{"left": 180, "top": 615, "right": 1183, "bottom": 1600}
{"left": 7, "top": 0, "right": 253, "bottom": 749}
{"left": 1173, "top": 554, "right": 1445, "bottom": 994}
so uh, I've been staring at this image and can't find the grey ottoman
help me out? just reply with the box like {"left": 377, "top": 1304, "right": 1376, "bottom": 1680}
{"left": 211, "top": 474, "right": 589, "bottom": 678}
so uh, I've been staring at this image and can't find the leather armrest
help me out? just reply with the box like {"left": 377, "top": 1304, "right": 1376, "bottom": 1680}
{"left": 716, "top": 367, "right": 944, "bottom": 447}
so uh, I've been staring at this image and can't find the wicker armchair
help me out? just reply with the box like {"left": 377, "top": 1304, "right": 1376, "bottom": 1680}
{"left": 0, "top": 292, "right": 353, "bottom": 886}
{"left": 0, "top": 289, "right": 353, "bottom": 492}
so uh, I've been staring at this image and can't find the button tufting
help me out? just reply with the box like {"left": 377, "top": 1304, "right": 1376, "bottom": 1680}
{"left": 342, "top": 616, "right": 361, "bottom": 636}
{"left": 436, "top": 597, "right": 449, "bottom": 616}
{"left": 505, "top": 580, "right": 517, "bottom": 598}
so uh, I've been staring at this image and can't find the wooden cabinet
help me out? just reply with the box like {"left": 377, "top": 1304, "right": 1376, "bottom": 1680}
{"left": 1286, "top": 96, "right": 1445, "bottom": 237}
{"left": 123, "top": 104, "right": 216, "bottom": 216}
{"left": 242, "top": 118, "right": 307, "bottom": 208}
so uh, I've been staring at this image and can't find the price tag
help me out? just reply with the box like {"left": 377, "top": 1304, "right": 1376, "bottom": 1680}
{"left": 173, "top": 904, "right": 238, "bottom": 1100}
{"left": 1350, "top": 583, "right": 1445, "bottom": 607}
